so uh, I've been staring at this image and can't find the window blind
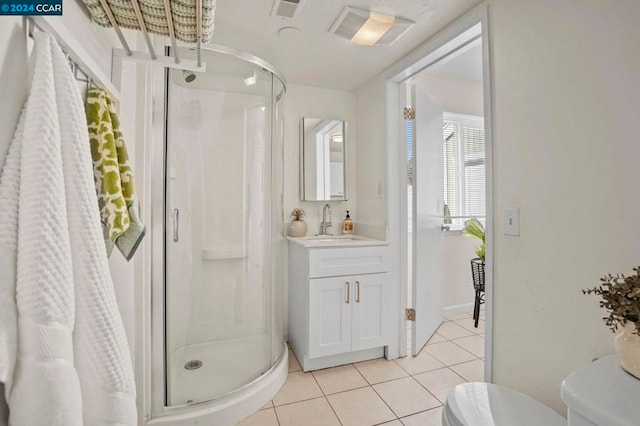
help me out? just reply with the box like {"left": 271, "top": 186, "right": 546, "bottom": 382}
{"left": 442, "top": 114, "right": 485, "bottom": 227}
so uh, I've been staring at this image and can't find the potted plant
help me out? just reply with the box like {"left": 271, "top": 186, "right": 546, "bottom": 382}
{"left": 583, "top": 267, "right": 640, "bottom": 378}
{"left": 463, "top": 218, "right": 485, "bottom": 327}
{"left": 287, "top": 208, "right": 307, "bottom": 237}
{"left": 463, "top": 218, "right": 485, "bottom": 261}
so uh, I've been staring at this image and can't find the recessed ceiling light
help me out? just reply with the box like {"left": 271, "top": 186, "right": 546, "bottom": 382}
{"left": 278, "top": 26, "right": 302, "bottom": 41}
{"left": 329, "top": 7, "right": 414, "bottom": 46}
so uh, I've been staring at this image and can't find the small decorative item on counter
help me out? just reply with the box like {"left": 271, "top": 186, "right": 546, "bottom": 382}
{"left": 287, "top": 208, "right": 307, "bottom": 237}
{"left": 342, "top": 210, "right": 354, "bottom": 234}
{"left": 583, "top": 267, "right": 640, "bottom": 379}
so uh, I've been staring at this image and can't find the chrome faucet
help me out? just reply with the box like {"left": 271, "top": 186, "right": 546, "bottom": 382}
{"left": 320, "top": 203, "right": 333, "bottom": 235}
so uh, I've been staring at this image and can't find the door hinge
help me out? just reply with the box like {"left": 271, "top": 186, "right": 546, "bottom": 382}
{"left": 405, "top": 308, "right": 415, "bottom": 321}
{"left": 403, "top": 107, "right": 415, "bottom": 120}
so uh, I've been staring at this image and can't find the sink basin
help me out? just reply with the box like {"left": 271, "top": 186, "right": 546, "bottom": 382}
{"left": 307, "top": 235, "right": 357, "bottom": 242}
{"left": 286, "top": 234, "right": 388, "bottom": 248}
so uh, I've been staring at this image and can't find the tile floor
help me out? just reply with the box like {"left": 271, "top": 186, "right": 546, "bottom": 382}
{"left": 237, "top": 311, "right": 484, "bottom": 426}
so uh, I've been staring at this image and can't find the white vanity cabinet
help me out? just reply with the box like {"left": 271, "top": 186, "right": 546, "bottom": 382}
{"left": 288, "top": 240, "right": 391, "bottom": 371}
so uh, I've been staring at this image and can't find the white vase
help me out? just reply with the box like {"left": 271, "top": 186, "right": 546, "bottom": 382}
{"left": 614, "top": 321, "right": 640, "bottom": 379}
{"left": 287, "top": 220, "right": 307, "bottom": 237}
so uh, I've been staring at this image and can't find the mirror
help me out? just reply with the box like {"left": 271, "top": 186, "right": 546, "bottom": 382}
{"left": 300, "top": 118, "right": 347, "bottom": 201}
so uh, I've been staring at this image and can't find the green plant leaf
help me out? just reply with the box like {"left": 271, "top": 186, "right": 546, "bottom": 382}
{"left": 464, "top": 218, "right": 485, "bottom": 260}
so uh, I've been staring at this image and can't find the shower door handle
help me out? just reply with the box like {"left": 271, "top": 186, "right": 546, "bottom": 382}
{"left": 172, "top": 208, "right": 179, "bottom": 242}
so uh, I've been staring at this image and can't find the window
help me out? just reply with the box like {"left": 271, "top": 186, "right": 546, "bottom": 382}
{"left": 442, "top": 113, "right": 485, "bottom": 229}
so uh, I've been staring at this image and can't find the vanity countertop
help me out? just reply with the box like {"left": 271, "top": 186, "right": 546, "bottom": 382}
{"left": 286, "top": 234, "right": 389, "bottom": 248}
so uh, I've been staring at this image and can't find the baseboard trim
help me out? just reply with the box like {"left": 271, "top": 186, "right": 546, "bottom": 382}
{"left": 444, "top": 303, "right": 479, "bottom": 316}
{"left": 301, "top": 347, "right": 385, "bottom": 372}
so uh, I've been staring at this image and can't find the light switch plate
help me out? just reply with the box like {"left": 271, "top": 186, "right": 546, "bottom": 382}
{"left": 504, "top": 208, "right": 520, "bottom": 236}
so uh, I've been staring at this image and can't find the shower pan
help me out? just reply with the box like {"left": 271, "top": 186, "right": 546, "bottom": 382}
{"left": 147, "top": 45, "right": 287, "bottom": 425}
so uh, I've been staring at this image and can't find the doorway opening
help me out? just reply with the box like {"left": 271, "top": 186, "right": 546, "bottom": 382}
{"left": 387, "top": 11, "right": 493, "bottom": 382}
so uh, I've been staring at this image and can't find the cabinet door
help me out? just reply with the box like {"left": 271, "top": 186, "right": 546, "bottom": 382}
{"left": 309, "top": 277, "right": 352, "bottom": 358}
{"left": 351, "top": 273, "right": 390, "bottom": 352}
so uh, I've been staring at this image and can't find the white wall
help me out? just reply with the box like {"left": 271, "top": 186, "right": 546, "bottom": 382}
{"left": 356, "top": 0, "right": 640, "bottom": 415}
{"left": 355, "top": 76, "right": 387, "bottom": 240}
{"left": 489, "top": 0, "right": 640, "bottom": 414}
{"left": 443, "top": 236, "right": 477, "bottom": 308}
{"left": 415, "top": 73, "right": 483, "bottom": 117}
{"left": 0, "top": 19, "right": 29, "bottom": 166}
{"left": 283, "top": 84, "right": 357, "bottom": 235}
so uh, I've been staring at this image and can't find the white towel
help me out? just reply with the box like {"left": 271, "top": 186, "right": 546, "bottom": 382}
{"left": 0, "top": 32, "right": 137, "bottom": 425}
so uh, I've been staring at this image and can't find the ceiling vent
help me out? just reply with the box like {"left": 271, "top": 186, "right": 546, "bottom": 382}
{"left": 271, "top": 0, "right": 305, "bottom": 19}
{"left": 329, "top": 7, "right": 414, "bottom": 46}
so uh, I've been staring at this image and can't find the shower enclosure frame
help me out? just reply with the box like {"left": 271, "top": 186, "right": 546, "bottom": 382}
{"left": 144, "top": 44, "right": 287, "bottom": 424}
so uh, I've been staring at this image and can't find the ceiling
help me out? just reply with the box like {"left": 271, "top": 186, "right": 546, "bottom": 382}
{"left": 209, "top": 0, "right": 480, "bottom": 91}
{"left": 423, "top": 39, "right": 483, "bottom": 83}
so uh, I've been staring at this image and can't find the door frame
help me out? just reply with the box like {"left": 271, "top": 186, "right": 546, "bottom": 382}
{"left": 385, "top": 4, "right": 494, "bottom": 381}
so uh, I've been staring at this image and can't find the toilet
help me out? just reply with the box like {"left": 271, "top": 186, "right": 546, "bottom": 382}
{"left": 442, "top": 382, "right": 565, "bottom": 426}
{"left": 442, "top": 355, "right": 640, "bottom": 426}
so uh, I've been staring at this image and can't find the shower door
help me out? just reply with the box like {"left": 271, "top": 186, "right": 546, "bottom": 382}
{"left": 164, "top": 50, "right": 283, "bottom": 406}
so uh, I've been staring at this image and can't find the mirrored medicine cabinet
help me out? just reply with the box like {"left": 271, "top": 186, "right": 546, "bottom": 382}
{"left": 300, "top": 117, "right": 347, "bottom": 201}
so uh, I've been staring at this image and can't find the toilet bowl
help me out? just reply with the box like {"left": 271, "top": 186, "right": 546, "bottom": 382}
{"left": 442, "top": 382, "right": 565, "bottom": 426}
{"left": 443, "top": 355, "right": 640, "bottom": 426}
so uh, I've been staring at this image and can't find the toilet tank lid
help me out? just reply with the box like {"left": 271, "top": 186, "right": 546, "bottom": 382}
{"left": 561, "top": 355, "right": 640, "bottom": 426}
{"left": 444, "top": 382, "right": 565, "bottom": 426}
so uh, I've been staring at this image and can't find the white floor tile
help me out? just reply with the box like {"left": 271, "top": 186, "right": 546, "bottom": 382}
{"left": 436, "top": 321, "right": 474, "bottom": 340}
{"left": 400, "top": 406, "right": 443, "bottom": 426}
{"left": 445, "top": 312, "right": 472, "bottom": 321}
{"left": 452, "top": 334, "right": 485, "bottom": 358}
{"left": 312, "top": 364, "right": 369, "bottom": 395}
{"left": 394, "top": 353, "right": 445, "bottom": 375}
{"left": 262, "top": 317, "right": 485, "bottom": 424}
{"left": 450, "top": 359, "right": 484, "bottom": 382}
{"left": 236, "top": 407, "right": 279, "bottom": 426}
{"left": 373, "top": 377, "right": 441, "bottom": 418}
{"left": 327, "top": 387, "right": 396, "bottom": 426}
{"left": 413, "top": 368, "right": 467, "bottom": 403}
{"left": 423, "top": 341, "right": 476, "bottom": 366}
{"left": 426, "top": 333, "right": 447, "bottom": 345}
{"left": 354, "top": 357, "right": 409, "bottom": 384}
{"left": 454, "top": 317, "right": 485, "bottom": 333}
{"left": 273, "top": 371, "right": 323, "bottom": 406}
{"left": 275, "top": 397, "right": 341, "bottom": 426}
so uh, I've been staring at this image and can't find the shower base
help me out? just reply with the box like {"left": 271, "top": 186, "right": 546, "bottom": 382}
{"left": 169, "top": 334, "right": 277, "bottom": 405}
{"left": 148, "top": 341, "right": 287, "bottom": 426}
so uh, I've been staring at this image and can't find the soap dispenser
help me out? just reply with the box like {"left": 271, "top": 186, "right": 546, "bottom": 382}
{"left": 342, "top": 211, "right": 354, "bottom": 234}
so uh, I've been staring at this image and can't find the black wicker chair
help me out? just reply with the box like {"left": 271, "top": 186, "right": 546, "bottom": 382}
{"left": 470, "top": 258, "right": 485, "bottom": 327}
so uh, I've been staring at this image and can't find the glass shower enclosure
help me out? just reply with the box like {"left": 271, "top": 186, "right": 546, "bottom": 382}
{"left": 162, "top": 47, "right": 286, "bottom": 407}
